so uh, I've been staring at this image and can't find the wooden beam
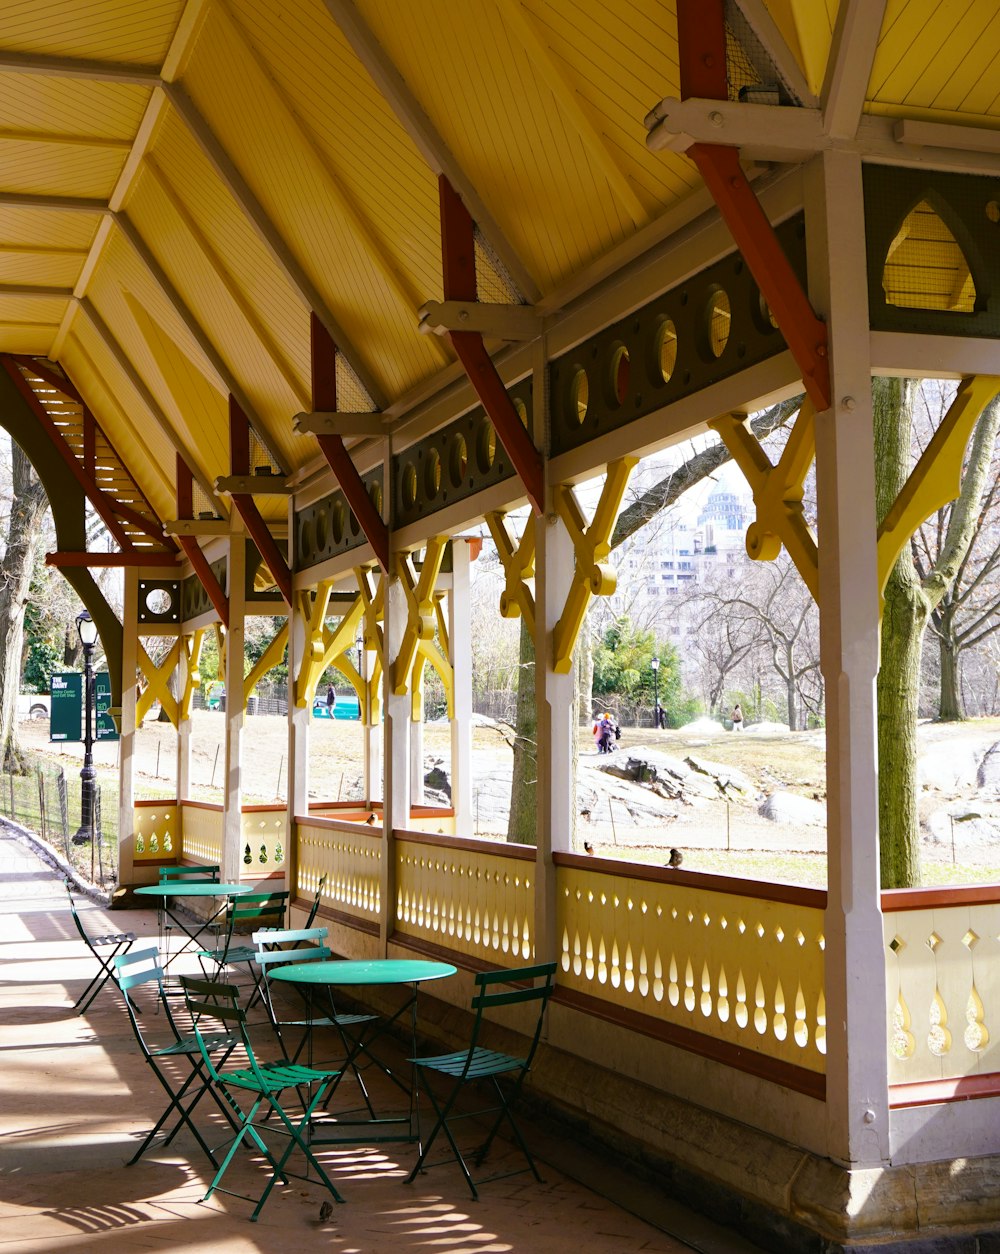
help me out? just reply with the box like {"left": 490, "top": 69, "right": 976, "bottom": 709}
{"left": 229, "top": 397, "right": 294, "bottom": 606}
{"left": 439, "top": 177, "right": 543, "bottom": 514}
{"left": 822, "top": 0, "right": 888, "bottom": 141}
{"left": 176, "top": 454, "right": 229, "bottom": 628}
{"left": 46, "top": 551, "right": 178, "bottom": 568}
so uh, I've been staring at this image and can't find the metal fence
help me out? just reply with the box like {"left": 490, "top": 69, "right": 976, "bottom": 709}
{"left": 0, "top": 761, "right": 119, "bottom": 886}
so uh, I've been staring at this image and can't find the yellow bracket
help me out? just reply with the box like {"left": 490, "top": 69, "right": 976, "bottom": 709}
{"left": 355, "top": 564, "right": 386, "bottom": 723}
{"left": 244, "top": 621, "right": 288, "bottom": 710}
{"left": 294, "top": 581, "right": 334, "bottom": 708}
{"left": 552, "top": 458, "right": 637, "bottom": 673}
{"left": 877, "top": 375, "right": 1000, "bottom": 599}
{"left": 213, "top": 623, "right": 227, "bottom": 683}
{"left": 137, "top": 639, "right": 182, "bottom": 727}
{"left": 409, "top": 593, "right": 454, "bottom": 721}
{"left": 179, "top": 629, "right": 206, "bottom": 722}
{"left": 392, "top": 537, "right": 448, "bottom": 697}
{"left": 709, "top": 402, "right": 819, "bottom": 600}
{"left": 486, "top": 510, "right": 535, "bottom": 633}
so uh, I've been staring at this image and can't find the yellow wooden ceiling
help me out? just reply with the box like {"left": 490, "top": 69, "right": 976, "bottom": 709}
{"left": 0, "top": 0, "right": 995, "bottom": 530}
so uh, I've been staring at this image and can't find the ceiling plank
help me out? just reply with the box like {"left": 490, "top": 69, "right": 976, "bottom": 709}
{"left": 0, "top": 50, "right": 159, "bottom": 86}
{"left": 162, "top": 80, "right": 387, "bottom": 411}
{"left": 322, "top": 0, "right": 541, "bottom": 304}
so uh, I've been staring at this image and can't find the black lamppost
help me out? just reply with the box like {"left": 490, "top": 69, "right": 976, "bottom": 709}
{"left": 72, "top": 610, "right": 98, "bottom": 847}
{"left": 651, "top": 655, "right": 660, "bottom": 729}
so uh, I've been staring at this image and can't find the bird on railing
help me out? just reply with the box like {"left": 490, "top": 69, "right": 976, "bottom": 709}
{"left": 365, "top": 813, "right": 377, "bottom": 825}
{"left": 666, "top": 847, "right": 683, "bottom": 868}
{"left": 583, "top": 841, "right": 595, "bottom": 855}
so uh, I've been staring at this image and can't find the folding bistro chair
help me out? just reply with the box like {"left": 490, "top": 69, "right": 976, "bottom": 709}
{"left": 65, "top": 881, "right": 135, "bottom": 1014}
{"left": 114, "top": 946, "right": 241, "bottom": 1167}
{"left": 300, "top": 873, "right": 328, "bottom": 932}
{"left": 405, "top": 960, "right": 557, "bottom": 1200}
{"left": 156, "top": 864, "right": 220, "bottom": 951}
{"left": 181, "top": 974, "right": 344, "bottom": 1221}
{"left": 252, "top": 927, "right": 378, "bottom": 1113}
{"left": 198, "top": 891, "right": 289, "bottom": 986}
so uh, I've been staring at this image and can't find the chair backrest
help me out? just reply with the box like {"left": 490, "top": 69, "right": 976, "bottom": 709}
{"left": 180, "top": 976, "right": 265, "bottom": 1084}
{"left": 64, "top": 882, "right": 91, "bottom": 944}
{"left": 228, "top": 890, "right": 289, "bottom": 931}
{"left": 251, "top": 926, "right": 331, "bottom": 973}
{"left": 159, "top": 864, "right": 220, "bottom": 884}
{"left": 114, "top": 945, "right": 180, "bottom": 1051}
{"left": 467, "top": 961, "right": 558, "bottom": 1069}
{"left": 302, "top": 874, "right": 328, "bottom": 930}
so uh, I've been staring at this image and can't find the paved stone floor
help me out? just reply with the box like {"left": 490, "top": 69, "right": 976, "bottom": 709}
{"left": 0, "top": 828, "right": 763, "bottom": 1253}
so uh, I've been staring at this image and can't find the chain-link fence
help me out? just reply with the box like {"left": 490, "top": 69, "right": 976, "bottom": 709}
{"left": 0, "top": 761, "right": 119, "bottom": 886}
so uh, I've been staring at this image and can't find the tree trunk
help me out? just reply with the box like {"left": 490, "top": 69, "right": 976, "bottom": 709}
{"left": 0, "top": 443, "right": 50, "bottom": 772}
{"left": 577, "top": 616, "right": 594, "bottom": 727}
{"left": 874, "top": 377, "right": 926, "bottom": 888}
{"left": 937, "top": 600, "right": 963, "bottom": 721}
{"left": 785, "top": 657, "right": 798, "bottom": 732}
{"left": 506, "top": 619, "right": 537, "bottom": 844}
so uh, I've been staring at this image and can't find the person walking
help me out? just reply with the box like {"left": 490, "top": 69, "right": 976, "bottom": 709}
{"left": 326, "top": 683, "right": 336, "bottom": 714}
{"left": 731, "top": 703, "right": 743, "bottom": 732}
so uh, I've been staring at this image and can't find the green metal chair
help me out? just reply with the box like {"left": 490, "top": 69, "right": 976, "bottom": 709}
{"left": 405, "top": 960, "right": 557, "bottom": 1200}
{"left": 114, "top": 946, "right": 240, "bottom": 1167}
{"left": 181, "top": 974, "right": 344, "bottom": 1222}
{"left": 300, "top": 872, "right": 328, "bottom": 931}
{"left": 65, "top": 881, "right": 135, "bottom": 1013}
{"left": 252, "top": 926, "right": 378, "bottom": 1113}
{"left": 198, "top": 890, "right": 289, "bottom": 982}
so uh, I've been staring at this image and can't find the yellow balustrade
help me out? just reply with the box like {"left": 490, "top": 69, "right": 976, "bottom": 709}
{"left": 133, "top": 802, "right": 179, "bottom": 861}
{"left": 179, "top": 801, "right": 223, "bottom": 866}
{"left": 240, "top": 807, "right": 287, "bottom": 876}
{"left": 883, "top": 887, "right": 1000, "bottom": 1090}
{"left": 395, "top": 834, "right": 535, "bottom": 964}
{"left": 556, "top": 857, "right": 827, "bottom": 1075}
{"left": 296, "top": 818, "right": 381, "bottom": 925}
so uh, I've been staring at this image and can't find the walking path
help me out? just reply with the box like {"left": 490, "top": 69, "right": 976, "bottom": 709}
{"left": 0, "top": 826, "right": 762, "bottom": 1253}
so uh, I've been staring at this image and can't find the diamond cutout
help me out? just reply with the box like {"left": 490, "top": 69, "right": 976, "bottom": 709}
{"left": 926, "top": 931, "right": 943, "bottom": 953}
{"left": 962, "top": 930, "right": 980, "bottom": 950}
{"left": 889, "top": 934, "right": 905, "bottom": 954}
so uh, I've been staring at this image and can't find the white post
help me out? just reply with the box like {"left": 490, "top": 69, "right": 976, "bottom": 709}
{"left": 221, "top": 535, "right": 246, "bottom": 885}
{"left": 410, "top": 708, "right": 424, "bottom": 804}
{"left": 287, "top": 597, "right": 310, "bottom": 905}
{"left": 117, "top": 568, "right": 138, "bottom": 884}
{"left": 450, "top": 538, "right": 474, "bottom": 833}
{"left": 806, "top": 147, "right": 889, "bottom": 1166}
{"left": 177, "top": 633, "right": 192, "bottom": 802}
{"left": 534, "top": 511, "right": 577, "bottom": 964}
{"left": 381, "top": 571, "right": 410, "bottom": 950}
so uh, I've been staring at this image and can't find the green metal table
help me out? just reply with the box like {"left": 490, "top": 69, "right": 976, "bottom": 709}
{"left": 134, "top": 882, "right": 253, "bottom": 969}
{"left": 270, "top": 958, "right": 456, "bottom": 1148}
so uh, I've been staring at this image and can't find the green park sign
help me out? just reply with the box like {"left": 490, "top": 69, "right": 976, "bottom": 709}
{"left": 49, "top": 671, "right": 119, "bottom": 743}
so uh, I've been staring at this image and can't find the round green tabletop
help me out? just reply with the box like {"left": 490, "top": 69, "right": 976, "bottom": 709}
{"left": 134, "top": 883, "right": 253, "bottom": 898}
{"left": 270, "top": 958, "right": 456, "bottom": 986}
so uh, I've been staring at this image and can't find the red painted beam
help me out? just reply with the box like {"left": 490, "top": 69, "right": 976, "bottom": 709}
{"left": 46, "top": 551, "right": 178, "bottom": 568}
{"left": 176, "top": 455, "right": 229, "bottom": 627}
{"left": 228, "top": 397, "right": 293, "bottom": 607}
{"left": 310, "top": 314, "right": 389, "bottom": 572}
{"left": 438, "top": 177, "right": 543, "bottom": 514}
{"left": 675, "top": 0, "right": 831, "bottom": 413}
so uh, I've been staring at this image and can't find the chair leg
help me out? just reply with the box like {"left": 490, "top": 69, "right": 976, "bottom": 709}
{"left": 249, "top": 1084, "right": 344, "bottom": 1221}
{"left": 405, "top": 1076, "right": 479, "bottom": 1200}
{"left": 201, "top": 1094, "right": 288, "bottom": 1206}
{"left": 472, "top": 1075, "right": 544, "bottom": 1183}
{"left": 76, "top": 939, "right": 132, "bottom": 1014}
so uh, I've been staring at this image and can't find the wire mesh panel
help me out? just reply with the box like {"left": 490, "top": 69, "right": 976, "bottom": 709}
{"left": 724, "top": 0, "right": 801, "bottom": 105}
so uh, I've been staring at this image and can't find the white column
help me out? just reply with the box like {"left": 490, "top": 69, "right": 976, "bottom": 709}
{"left": 117, "top": 568, "right": 138, "bottom": 884}
{"left": 805, "top": 148, "right": 889, "bottom": 1166}
{"left": 410, "top": 709, "right": 424, "bottom": 803}
{"left": 534, "top": 512, "right": 576, "bottom": 964}
{"left": 221, "top": 535, "right": 246, "bottom": 885}
{"left": 450, "top": 539, "right": 474, "bottom": 833}
{"left": 287, "top": 597, "right": 310, "bottom": 904}
{"left": 177, "top": 633, "right": 192, "bottom": 801}
{"left": 381, "top": 572, "right": 410, "bottom": 949}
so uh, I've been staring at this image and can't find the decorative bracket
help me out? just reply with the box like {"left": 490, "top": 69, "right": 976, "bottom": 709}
{"left": 175, "top": 454, "right": 229, "bottom": 628}
{"left": 412, "top": 593, "right": 454, "bottom": 721}
{"left": 244, "top": 620, "right": 288, "bottom": 710}
{"left": 486, "top": 511, "right": 536, "bottom": 635}
{"left": 179, "top": 629, "right": 206, "bottom": 722}
{"left": 392, "top": 537, "right": 449, "bottom": 697}
{"left": 355, "top": 564, "right": 386, "bottom": 725}
{"left": 439, "top": 176, "right": 544, "bottom": 514}
{"left": 137, "top": 639, "right": 181, "bottom": 727}
{"left": 709, "top": 402, "right": 819, "bottom": 600}
{"left": 664, "top": 0, "right": 831, "bottom": 413}
{"left": 226, "top": 397, "right": 293, "bottom": 607}
{"left": 306, "top": 314, "right": 389, "bottom": 572}
{"left": 293, "top": 411, "right": 386, "bottom": 438}
{"left": 551, "top": 458, "right": 637, "bottom": 673}
{"left": 877, "top": 375, "right": 1000, "bottom": 600}
{"left": 293, "top": 581, "right": 365, "bottom": 709}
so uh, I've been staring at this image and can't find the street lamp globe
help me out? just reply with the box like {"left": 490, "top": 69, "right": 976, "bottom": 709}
{"left": 76, "top": 610, "right": 98, "bottom": 647}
